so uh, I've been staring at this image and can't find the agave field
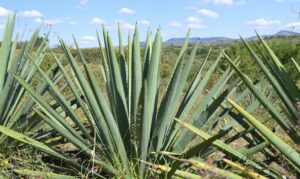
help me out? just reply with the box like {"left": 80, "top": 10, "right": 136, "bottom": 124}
{"left": 1, "top": 14, "right": 300, "bottom": 178}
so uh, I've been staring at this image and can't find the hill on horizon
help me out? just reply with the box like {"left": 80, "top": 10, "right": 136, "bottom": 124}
{"left": 164, "top": 30, "right": 300, "bottom": 46}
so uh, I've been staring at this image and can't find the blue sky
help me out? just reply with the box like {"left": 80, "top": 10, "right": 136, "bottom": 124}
{"left": 0, "top": 0, "right": 300, "bottom": 47}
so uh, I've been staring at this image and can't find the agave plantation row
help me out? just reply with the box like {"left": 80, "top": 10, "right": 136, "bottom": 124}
{"left": 0, "top": 14, "right": 300, "bottom": 178}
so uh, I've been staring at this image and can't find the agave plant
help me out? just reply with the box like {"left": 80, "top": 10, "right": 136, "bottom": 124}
{"left": 0, "top": 15, "right": 80, "bottom": 178}
{"left": 0, "top": 14, "right": 60, "bottom": 145}
{"left": 221, "top": 33, "right": 300, "bottom": 177}
{"left": 1, "top": 17, "right": 300, "bottom": 178}
{"left": 0, "top": 22, "right": 262, "bottom": 177}
{"left": 225, "top": 34, "right": 300, "bottom": 142}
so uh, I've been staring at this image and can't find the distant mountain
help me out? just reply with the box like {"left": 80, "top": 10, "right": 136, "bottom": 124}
{"left": 247, "top": 30, "right": 300, "bottom": 40}
{"left": 164, "top": 30, "right": 300, "bottom": 46}
{"left": 274, "top": 30, "right": 300, "bottom": 36}
{"left": 165, "top": 37, "right": 234, "bottom": 45}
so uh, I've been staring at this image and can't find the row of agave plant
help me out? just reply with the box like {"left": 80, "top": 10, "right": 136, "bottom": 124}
{"left": 1, "top": 14, "right": 300, "bottom": 178}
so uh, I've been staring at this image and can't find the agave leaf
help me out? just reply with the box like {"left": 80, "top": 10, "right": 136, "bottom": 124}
{"left": 106, "top": 33, "right": 129, "bottom": 133}
{"left": 0, "top": 14, "right": 15, "bottom": 91}
{"left": 1, "top": 59, "right": 59, "bottom": 134}
{"left": 93, "top": 160, "right": 119, "bottom": 176}
{"left": 142, "top": 30, "right": 152, "bottom": 79}
{"left": 174, "top": 67, "right": 235, "bottom": 150}
{"left": 102, "top": 25, "right": 110, "bottom": 66}
{"left": 28, "top": 55, "right": 94, "bottom": 144}
{"left": 160, "top": 153, "right": 242, "bottom": 179}
{"left": 128, "top": 31, "right": 133, "bottom": 118}
{"left": 101, "top": 28, "right": 118, "bottom": 118}
{"left": 206, "top": 79, "right": 246, "bottom": 132}
{"left": 14, "top": 76, "right": 90, "bottom": 150}
{"left": 256, "top": 32, "right": 300, "bottom": 100}
{"left": 107, "top": 32, "right": 128, "bottom": 113}
{"left": 223, "top": 51, "right": 300, "bottom": 144}
{"left": 0, "top": 125, "right": 79, "bottom": 168}
{"left": 163, "top": 43, "right": 199, "bottom": 150}
{"left": 228, "top": 99, "right": 300, "bottom": 169}
{"left": 104, "top": 32, "right": 133, "bottom": 155}
{"left": 223, "top": 100, "right": 263, "bottom": 144}
{"left": 22, "top": 30, "right": 50, "bottom": 80}
{"left": 174, "top": 118, "right": 275, "bottom": 177}
{"left": 61, "top": 41, "right": 117, "bottom": 157}
{"left": 6, "top": 33, "right": 18, "bottom": 72}
{"left": 152, "top": 45, "right": 185, "bottom": 151}
{"left": 241, "top": 36, "right": 300, "bottom": 125}
{"left": 129, "top": 24, "right": 142, "bottom": 127}
{"left": 138, "top": 29, "right": 161, "bottom": 176}
{"left": 145, "top": 28, "right": 162, "bottom": 140}
{"left": 239, "top": 141, "right": 269, "bottom": 157}
{"left": 138, "top": 80, "right": 149, "bottom": 176}
{"left": 191, "top": 68, "right": 234, "bottom": 128}
{"left": 177, "top": 53, "right": 222, "bottom": 118}
{"left": 0, "top": 125, "right": 117, "bottom": 175}
{"left": 181, "top": 47, "right": 212, "bottom": 107}
{"left": 96, "top": 30, "right": 111, "bottom": 85}
{"left": 50, "top": 51, "right": 95, "bottom": 129}
{"left": 201, "top": 100, "right": 263, "bottom": 159}
{"left": 219, "top": 81, "right": 260, "bottom": 132}
{"left": 223, "top": 159, "right": 268, "bottom": 179}
{"left": 167, "top": 125, "right": 229, "bottom": 177}
{"left": 196, "top": 79, "right": 239, "bottom": 129}
{"left": 291, "top": 58, "right": 300, "bottom": 75}
{"left": 3, "top": 31, "right": 50, "bottom": 125}
{"left": 13, "top": 169, "right": 76, "bottom": 179}
{"left": 118, "top": 22, "right": 128, "bottom": 98}
{"left": 136, "top": 31, "right": 152, "bottom": 177}
{"left": 142, "top": 160, "right": 200, "bottom": 179}
{"left": 17, "top": 29, "right": 40, "bottom": 77}
{"left": 127, "top": 31, "right": 132, "bottom": 82}
{"left": 60, "top": 39, "right": 125, "bottom": 166}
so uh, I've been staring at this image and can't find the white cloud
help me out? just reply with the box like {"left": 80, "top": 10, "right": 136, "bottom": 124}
{"left": 168, "top": 21, "right": 182, "bottom": 27}
{"left": 118, "top": 21, "right": 135, "bottom": 30}
{"left": 187, "top": 16, "right": 206, "bottom": 29}
{"left": 118, "top": 7, "right": 135, "bottom": 14}
{"left": 80, "top": 0, "right": 89, "bottom": 5}
{"left": 199, "top": 0, "right": 242, "bottom": 5}
{"left": 121, "top": 23, "right": 135, "bottom": 30}
{"left": 139, "top": 20, "right": 150, "bottom": 25}
{"left": 0, "top": 7, "right": 10, "bottom": 16}
{"left": 90, "top": 17, "right": 105, "bottom": 24}
{"left": 20, "top": 10, "right": 42, "bottom": 17}
{"left": 188, "top": 23, "right": 207, "bottom": 29}
{"left": 69, "top": 21, "right": 77, "bottom": 26}
{"left": 82, "top": 35, "right": 96, "bottom": 42}
{"left": 35, "top": 18, "right": 63, "bottom": 25}
{"left": 246, "top": 18, "right": 281, "bottom": 28}
{"left": 214, "top": 0, "right": 234, "bottom": 5}
{"left": 197, "top": 9, "right": 218, "bottom": 18}
{"left": 285, "top": 22, "right": 300, "bottom": 30}
{"left": 0, "top": 7, "right": 42, "bottom": 18}
{"left": 275, "top": 0, "right": 285, "bottom": 2}
{"left": 187, "top": 16, "right": 201, "bottom": 23}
